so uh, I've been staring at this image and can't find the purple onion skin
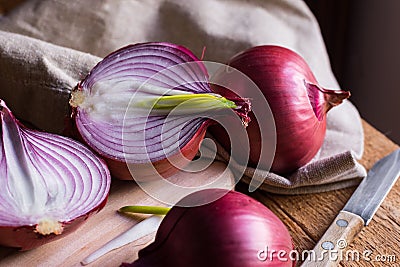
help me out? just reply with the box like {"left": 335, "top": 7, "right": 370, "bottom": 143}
{"left": 122, "top": 189, "right": 295, "bottom": 267}
{"left": 211, "top": 45, "right": 350, "bottom": 174}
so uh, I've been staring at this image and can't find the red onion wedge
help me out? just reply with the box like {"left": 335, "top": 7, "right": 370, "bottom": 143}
{"left": 0, "top": 100, "right": 111, "bottom": 250}
{"left": 69, "top": 42, "right": 250, "bottom": 181}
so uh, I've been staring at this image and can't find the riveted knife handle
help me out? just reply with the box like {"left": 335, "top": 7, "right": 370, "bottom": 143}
{"left": 301, "top": 211, "right": 364, "bottom": 267}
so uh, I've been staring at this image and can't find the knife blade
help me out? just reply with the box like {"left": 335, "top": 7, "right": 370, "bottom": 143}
{"left": 301, "top": 149, "right": 400, "bottom": 267}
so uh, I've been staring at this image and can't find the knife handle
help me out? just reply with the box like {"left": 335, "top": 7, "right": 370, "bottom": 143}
{"left": 301, "top": 211, "right": 364, "bottom": 267}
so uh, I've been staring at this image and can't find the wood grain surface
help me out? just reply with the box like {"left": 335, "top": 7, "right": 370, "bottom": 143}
{"left": 300, "top": 211, "right": 365, "bottom": 267}
{"left": 246, "top": 121, "right": 399, "bottom": 267}
{"left": 0, "top": 120, "right": 398, "bottom": 267}
{"left": 0, "top": 160, "right": 236, "bottom": 266}
{"left": 0, "top": 4, "right": 399, "bottom": 265}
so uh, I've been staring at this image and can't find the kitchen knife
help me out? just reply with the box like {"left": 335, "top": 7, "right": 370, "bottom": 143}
{"left": 301, "top": 149, "right": 400, "bottom": 267}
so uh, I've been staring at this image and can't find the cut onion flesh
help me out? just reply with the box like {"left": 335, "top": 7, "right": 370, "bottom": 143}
{"left": 70, "top": 42, "right": 250, "bottom": 181}
{"left": 0, "top": 100, "right": 111, "bottom": 250}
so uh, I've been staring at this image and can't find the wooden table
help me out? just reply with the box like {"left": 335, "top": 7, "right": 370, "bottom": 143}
{"left": 0, "top": 120, "right": 398, "bottom": 267}
{"left": 249, "top": 121, "right": 400, "bottom": 267}
{"left": 0, "top": 3, "right": 399, "bottom": 266}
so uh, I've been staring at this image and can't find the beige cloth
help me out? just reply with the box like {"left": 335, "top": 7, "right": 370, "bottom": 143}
{"left": 0, "top": 0, "right": 366, "bottom": 194}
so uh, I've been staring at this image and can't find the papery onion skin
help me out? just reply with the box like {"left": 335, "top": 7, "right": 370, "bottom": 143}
{"left": 0, "top": 100, "right": 111, "bottom": 250}
{"left": 121, "top": 189, "right": 295, "bottom": 267}
{"left": 210, "top": 45, "right": 350, "bottom": 174}
{"left": 70, "top": 42, "right": 250, "bottom": 181}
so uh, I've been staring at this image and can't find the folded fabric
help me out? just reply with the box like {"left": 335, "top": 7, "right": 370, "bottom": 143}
{"left": 0, "top": 0, "right": 366, "bottom": 194}
{"left": 201, "top": 133, "right": 366, "bottom": 194}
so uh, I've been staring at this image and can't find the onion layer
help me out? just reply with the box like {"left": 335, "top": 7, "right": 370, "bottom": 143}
{"left": 0, "top": 100, "right": 111, "bottom": 250}
{"left": 121, "top": 189, "right": 294, "bottom": 267}
{"left": 211, "top": 45, "right": 350, "bottom": 174}
{"left": 70, "top": 42, "right": 250, "bottom": 181}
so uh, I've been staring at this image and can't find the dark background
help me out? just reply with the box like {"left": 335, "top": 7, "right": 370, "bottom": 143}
{"left": 305, "top": 0, "right": 400, "bottom": 144}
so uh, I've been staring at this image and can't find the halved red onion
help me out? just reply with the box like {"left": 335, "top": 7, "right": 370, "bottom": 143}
{"left": 0, "top": 100, "right": 111, "bottom": 250}
{"left": 69, "top": 42, "right": 250, "bottom": 181}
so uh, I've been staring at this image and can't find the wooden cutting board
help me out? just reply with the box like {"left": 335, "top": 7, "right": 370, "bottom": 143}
{"left": 1, "top": 120, "right": 399, "bottom": 267}
{"left": 0, "top": 160, "right": 235, "bottom": 267}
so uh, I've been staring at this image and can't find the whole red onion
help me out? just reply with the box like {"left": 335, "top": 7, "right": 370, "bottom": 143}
{"left": 121, "top": 189, "right": 294, "bottom": 267}
{"left": 210, "top": 45, "right": 350, "bottom": 174}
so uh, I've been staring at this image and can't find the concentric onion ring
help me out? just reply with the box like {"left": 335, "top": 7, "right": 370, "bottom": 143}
{"left": 0, "top": 100, "right": 111, "bottom": 250}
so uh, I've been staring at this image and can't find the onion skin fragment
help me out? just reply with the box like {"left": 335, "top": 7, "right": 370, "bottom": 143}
{"left": 121, "top": 189, "right": 295, "bottom": 267}
{"left": 210, "top": 45, "right": 350, "bottom": 174}
{"left": 0, "top": 100, "right": 111, "bottom": 251}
